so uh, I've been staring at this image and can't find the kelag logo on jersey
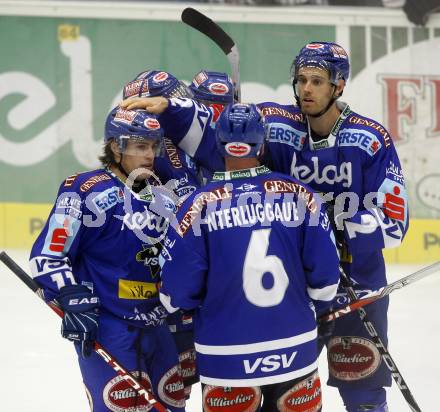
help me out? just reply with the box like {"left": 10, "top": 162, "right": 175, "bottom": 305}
{"left": 290, "top": 153, "right": 353, "bottom": 188}
{"left": 92, "top": 186, "right": 124, "bottom": 213}
{"left": 338, "top": 128, "right": 382, "bottom": 156}
{"left": 267, "top": 122, "right": 306, "bottom": 150}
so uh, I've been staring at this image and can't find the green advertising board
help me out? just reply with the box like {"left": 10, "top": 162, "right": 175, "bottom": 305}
{"left": 0, "top": 14, "right": 334, "bottom": 202}
{"left": 1, "top": 3, "right": 440, "bottom": 256}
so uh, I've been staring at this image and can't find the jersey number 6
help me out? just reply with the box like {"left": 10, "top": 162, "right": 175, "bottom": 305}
{"left": 243, "top": 228, "right": 289, "bottom": 307}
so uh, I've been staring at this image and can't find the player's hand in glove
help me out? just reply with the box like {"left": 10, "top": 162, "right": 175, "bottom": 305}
{"left": 316, "top": 305, "right": 336, "bottom": 342}
{"left": 56, "top": 284, "right": 100, "bottom": 358}
{"left": 317, "top": 316, "right": 335, "bottom": 342}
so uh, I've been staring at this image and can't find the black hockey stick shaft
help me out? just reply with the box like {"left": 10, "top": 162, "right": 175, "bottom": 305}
{"left": 339, "top": 266, "right": 421, "bottom": 412}
{"left": 0, "top": 251, "right": 170, "bottom": 412}
{"left": 181, "top": 7, "right": 241, "bottom": 103}
{"left": 322, "top": 261, "right": 440, "bottom": 322}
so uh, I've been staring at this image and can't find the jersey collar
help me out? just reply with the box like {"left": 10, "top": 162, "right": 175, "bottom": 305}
{"left": 212, "top": 165, "right": 271, "bottom": 181}
{"left": 307, "top": 102, "right": 351, "bottom": 150}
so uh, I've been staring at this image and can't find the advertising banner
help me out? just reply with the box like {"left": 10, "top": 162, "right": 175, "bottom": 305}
{"left": 1, "top": 3, "right": 439, "bottom": 260}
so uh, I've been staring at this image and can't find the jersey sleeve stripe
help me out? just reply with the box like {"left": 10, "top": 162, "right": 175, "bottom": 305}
{"left": 307, "top": 281, "right": 340, "bottom": 302}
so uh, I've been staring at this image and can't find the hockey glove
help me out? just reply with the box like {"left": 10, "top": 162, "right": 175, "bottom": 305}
{"left": 316, "top": 305, "right": 335, "bottom": 342}
{"left": 56, "top": 285, "right": 100, "bottom": 358}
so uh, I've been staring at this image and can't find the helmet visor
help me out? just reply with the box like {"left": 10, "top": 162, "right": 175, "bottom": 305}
{"left": 115, "top": 136, "right": 162, "bottom": 157}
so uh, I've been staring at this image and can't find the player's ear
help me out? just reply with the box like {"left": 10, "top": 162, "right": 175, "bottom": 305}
{"left": 335, "top": 79, "right": 345, "bottom": 98}
{"left": 110, "top": 140, "right": 121, "bottom": 162}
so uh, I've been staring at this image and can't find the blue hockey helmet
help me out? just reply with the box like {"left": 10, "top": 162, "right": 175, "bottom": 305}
{"left": 291, "top": 42, "right": 350, "bottom": 86}
{"left": 123, "top": 70, "right": 193, "bottom": 99}
{"left": 104, "top": 106, "right": 163, "bottom": 153}
{"left": 189, "top": 71, "right": 234, "bottom": 104}
{"left": 216, "top": 103, "right": 265, "bottom": 158}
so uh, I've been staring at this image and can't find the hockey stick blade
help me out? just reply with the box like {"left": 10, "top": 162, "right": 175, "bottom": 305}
{"left": 0, "top": 251, "right": 170, "bottom": 412}
{"left": 181, "top": 7, "right": 241, "bottom": 102}
{"left": 321, "top": 260, "right": 440, "bottom": 323}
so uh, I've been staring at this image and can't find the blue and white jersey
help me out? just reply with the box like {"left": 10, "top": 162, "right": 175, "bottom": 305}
{"left": 29, "top": 162, "right": 197, "bottom": 329}
{"left": 159, "top": 98, "right": 409, "bottom": 292}
{"left": 158, "top": 98, "right": 223, "bottom": 173}
{"left": 259, "top": 101, "right": 409, "bottom": 291}
{"left": 155, "top": 137, "right": 201, "bottom": 202}
{"left": 159, "top": 167, "right": 340, "bottom": 386}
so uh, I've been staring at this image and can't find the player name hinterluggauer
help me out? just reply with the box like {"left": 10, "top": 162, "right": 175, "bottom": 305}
{"left": 205, "top": 201, "right": 302, "bottom": 232}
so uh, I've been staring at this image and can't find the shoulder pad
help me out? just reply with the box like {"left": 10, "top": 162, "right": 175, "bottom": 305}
{"left": 258, "top": 103, "right": 304, "bottom": 123}
{"left": 345, "top": 113, "right": 393, "bottom": 149}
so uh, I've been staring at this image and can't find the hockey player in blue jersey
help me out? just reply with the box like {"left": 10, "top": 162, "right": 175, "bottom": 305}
{"left": 120, "top": 41, "right": 409, "bottom": 411}
{"left": 123, "top": 69, "right": 201, "bottom": 398}
{"left": 159, "top": 103, "right": 340, "bottom": 412}
{"left": 123, "top": 69, "right": 234, "bottom": 397}
{"left": 189, "top": 70, "right": 234, "bottom": 122}
{"left": 258, "top": 42, "right": 409, "bottom": 412}
{"left": 189, "top": 70, "right": 234, "bottom": 184}
{"left": 29, "top": 107, "right": 187, "bottom": 411}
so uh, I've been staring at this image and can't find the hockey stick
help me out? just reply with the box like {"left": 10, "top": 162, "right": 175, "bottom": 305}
{"left": 0, "top": 251, "right": 170, "bottom": 412}
{"left": 338, "top": 265, "right": 421, "bottom": 412}
{"left": 321, "top": 260, "right": 440, "bottom": 322}
{"left": 181, "top": 7, "right": 241, "bottom": 103}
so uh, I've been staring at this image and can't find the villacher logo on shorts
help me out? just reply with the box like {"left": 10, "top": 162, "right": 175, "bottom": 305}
{"left": 158, "top": 365, "right": 186, "bottom": 408}
{"left": 203, "top": 385, "right": 262, "bottom": 412}
{"left": 328, "top": 336, "right": 381, "bottom": 381}
{"left": 103, "top": 371, "right": 154, "bottom": 412}
{"left": 277, "top": 371, "right": 322, "bottom": 412}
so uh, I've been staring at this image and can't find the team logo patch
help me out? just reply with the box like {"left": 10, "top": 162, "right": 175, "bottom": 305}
{"left": 144, "top": 118, "right": 160, "bottom": 130}
{"left": 330, "top": 44, "right": 348, "bottom": 59}
{"left": 208, "top": 82, "right": 229, "bottom": 95}
{"left": 158, "top": 365, "right": 185, "bottom": 408}
{"left": 103, "top": 371, "right": 154, "bottom": 412}
{"left": 328, "top": 336, "right": 381, "bottom": 381}
{"left": 225, "top": 142, "right": 251, "bottom": 157}
{"left": 277, "top": 371, "right": 322, "bottom": 412}
{"left": 203, "top": 385, "right": 261, "bottom": 412}
{"left": 153, "top": 71, "right": 169, "bottom": 83}
{"left": 386, "top": 160, "right": 405, "bottom": 184}
{"left": 124, "top": 80, "right": 148, "bottom": 98}
{"left": 114, "top": 108, "right": 137, "bottom": 125}
{"left": 193, "top": 71, "right": 208, "bottom": 87}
